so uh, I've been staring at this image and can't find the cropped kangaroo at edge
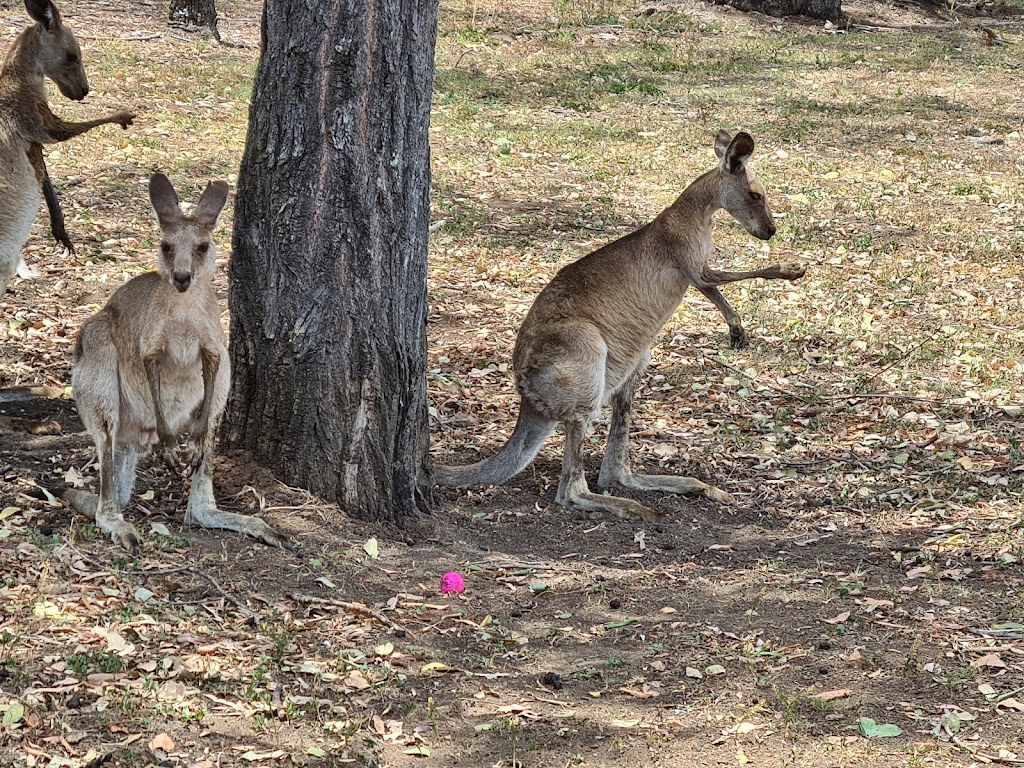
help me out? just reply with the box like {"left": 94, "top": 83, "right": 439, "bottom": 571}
{"left": 0, "top": 0, "right": 135, "bottom": 296}
{"left": 437, "top": 130, "right": 806, "bottom": 523}
{"left": 62, "top": 173, "right": 290, "bottom": 555}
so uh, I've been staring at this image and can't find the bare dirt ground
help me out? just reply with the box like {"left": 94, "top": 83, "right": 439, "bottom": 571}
{"left": 2, "top": 0, "right": 1024, "bottom": 766}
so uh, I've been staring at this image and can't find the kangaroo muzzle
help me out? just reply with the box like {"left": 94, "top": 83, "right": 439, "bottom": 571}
{"left": 172, "top": 272, "right": 192, "bottom": 293}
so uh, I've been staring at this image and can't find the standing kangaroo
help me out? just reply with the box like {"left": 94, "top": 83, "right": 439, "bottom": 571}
{"left": 65, "top": 173, "right": 288, "bottom": 555}
{"left": 0, "top": 0, "right": 134, "bottom": 295}
{"left": 437, "top": 130, "right": 805, "bottom": 522}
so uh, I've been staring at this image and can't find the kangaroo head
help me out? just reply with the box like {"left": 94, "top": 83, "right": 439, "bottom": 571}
{"left": 26, "top": 0, "right": 88, "bottom": 101}
{"left": 149, "top": 172, "right": 229, "bottom": 294}
{"left": 713, "top": 130, "right": 776, "bottom": 241}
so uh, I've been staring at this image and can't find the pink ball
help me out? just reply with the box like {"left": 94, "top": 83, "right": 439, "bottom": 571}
{"left": 440, "top": 571, "right": 465, "bottom": 595}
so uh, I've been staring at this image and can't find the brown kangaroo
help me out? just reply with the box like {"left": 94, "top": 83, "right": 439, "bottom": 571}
{"left": 64, "top": 173, "right": 289, "bottom": 555}
{"left": 0, "top": 0, "right": 134, "bottom": 295}
{"left": 436, "top": 130, "right": 805, "bottom": 522}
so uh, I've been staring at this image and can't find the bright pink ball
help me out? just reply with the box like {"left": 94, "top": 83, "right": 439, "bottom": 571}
{"left": 440, "top": 571, "right": 465, "bottom": 595}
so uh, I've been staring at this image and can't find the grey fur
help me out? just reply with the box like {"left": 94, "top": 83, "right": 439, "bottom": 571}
{"left": 67, "top": 173, "right": 288, "bottom": 554}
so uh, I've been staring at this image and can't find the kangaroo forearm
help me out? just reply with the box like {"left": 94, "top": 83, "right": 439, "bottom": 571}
{"left": 37, "top": 116, "right": 118, "bottom": 143}
{"left": 192, "top": 348, "right": 220, "bottom": 439}
{"left": 143, "top": 357, "right": 172, "bottom": 440}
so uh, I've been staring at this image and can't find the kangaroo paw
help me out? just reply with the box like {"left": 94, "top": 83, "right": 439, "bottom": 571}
{"left": 729, "top": 325, "right": 748, "bottom": 349}
{"left": 779, "top": 263, "right": 806, "bottom": 281}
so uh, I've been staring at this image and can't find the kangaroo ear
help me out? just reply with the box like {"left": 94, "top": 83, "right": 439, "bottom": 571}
{"left": 25, "top": 0, "right": 61, "bottom": 32}
{"left": 193, "top": 181, "right": 229, "bottom": 228}
{"left": 149, "top": 172, "right": 182, "bottom": 227}
{"left": 714, "top": 130, "right": 733, "bottom": 160}
{"left": 722, "top": 131, "right": 754, "bottom": 175}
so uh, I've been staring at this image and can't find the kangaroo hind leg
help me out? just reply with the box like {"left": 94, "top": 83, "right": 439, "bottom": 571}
{"left": 184, "top": 452, "right": 291, "bottom": 550}
{"left": 598, "top": 351, "right": 733, "bottom": 506}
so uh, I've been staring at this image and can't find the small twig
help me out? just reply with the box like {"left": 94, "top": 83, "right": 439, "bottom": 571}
{"left": 68, "top": 546, "right": 250, "bottom": 613}
{"left": 291, "top": 593, "right": 411, "bottom": 638}
{"left": 851, "top": 331, "right": 944, "bottom": 395}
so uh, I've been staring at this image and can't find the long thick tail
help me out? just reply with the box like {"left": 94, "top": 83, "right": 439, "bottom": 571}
{"left": 434, "top": 402, "right": 556, "bottom": 487}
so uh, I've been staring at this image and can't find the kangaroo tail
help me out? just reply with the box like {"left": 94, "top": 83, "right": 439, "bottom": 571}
{"left": 434, "top": 402, "right": 556, "bottom": 487}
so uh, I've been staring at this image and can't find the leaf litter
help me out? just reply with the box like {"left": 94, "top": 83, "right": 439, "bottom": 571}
{"left": 1, "top": 0, "right": 1024, "bottom": 765}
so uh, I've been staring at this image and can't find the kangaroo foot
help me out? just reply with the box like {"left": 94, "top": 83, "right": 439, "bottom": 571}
{"left": 185, "top": 506, "right": 293, "bottom": 551}
{"left": 106, "top": 520, "right": 142, "bottom": 556}
{"left": 555, "top": 486, "right": 666, "bottom": 523}
{"left": 601, "top": 471, "right": 735, "bottom": 506}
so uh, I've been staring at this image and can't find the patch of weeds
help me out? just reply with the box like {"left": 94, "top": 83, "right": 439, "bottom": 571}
{"left": 587, "top": 62, "right": 663, "bottom": 96}
{"left": 27, "top": 527, "right": 60, "bottom": 552}
{"left": 259, "top": 610, "right": 296, "bottom": 664}
{"left": 551, "top": 0, "right": 620, "bottom": 26}
{"left": 117, "top": 691, "right": 141, "bottom": 714}
{"left": 773, "top": 686, "right": 809, "bottom": 731}
{"left": 938, "top": 664, "right": 976, "bottom": 695}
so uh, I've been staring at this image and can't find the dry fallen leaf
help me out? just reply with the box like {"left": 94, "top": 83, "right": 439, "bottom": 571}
{"left": 148, "top": 732, "right": 174, "bottom": 752}
{"left": 972, "top": 652, "right": 1007, "bottom": 669}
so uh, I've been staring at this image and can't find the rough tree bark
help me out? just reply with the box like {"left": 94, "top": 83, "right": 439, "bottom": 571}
{"left": 712, "top": 0, "right": 840, "bottom": 21}
{"left": 221, "top": 0, "right": 438, "bottom": 524}
{"left": 168, "top": 0, "right": 220, "bottom": 40}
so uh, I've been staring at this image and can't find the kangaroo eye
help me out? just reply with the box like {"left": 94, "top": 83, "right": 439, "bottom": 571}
{"left": 65, "top": 53, "right": 79, "bottom": 65}
{"left": 749, "top": 191, "right": 763, "bottom": 202}
{"left": 160, "top": 242, "right": 172, "bottom": 256}
{"left": 196, "top": 243, "right": 210, "bottom": 255}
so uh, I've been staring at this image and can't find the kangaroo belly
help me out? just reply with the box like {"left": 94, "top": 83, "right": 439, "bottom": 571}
{"left": 116, "top": 361, "right": 205, "bottom": 442}
{"left": 0, "top": 150, "right": 40, "bottom": 264}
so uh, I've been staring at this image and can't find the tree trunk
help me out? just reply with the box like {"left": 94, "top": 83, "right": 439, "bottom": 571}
{"left": 220, "top": 0, "right": 438, "bottom": 525}
{"left": 711, "top": 0, "right": 840, "bottom": 21}
{"left": 168, "top": 0, "right": 220, "bottom": 40}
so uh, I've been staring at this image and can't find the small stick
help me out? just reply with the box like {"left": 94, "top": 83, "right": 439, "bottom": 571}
{"left": 291, "top": 593, "right": 411, "bottom": 638}
{"left": 69, "top": 546, "right": 250, "bottom": 613}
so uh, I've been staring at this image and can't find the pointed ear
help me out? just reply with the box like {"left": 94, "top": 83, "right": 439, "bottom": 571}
{"left": 722, "top": 131, "right": 755, "bottom": 175}
{"left": 25, "top": 0, "right": 61, "bottom": 32}
{"left": 714, "top": 130, "right": 733, "bottom": 160}
{"left": 193, "top": 181, "right": 229, "bottom": 228}
{"left": 149, "top": 172, "right": 182, "bottom": 228}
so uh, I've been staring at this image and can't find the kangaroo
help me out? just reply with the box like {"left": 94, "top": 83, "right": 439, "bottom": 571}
{"left": 64, "top": 173, "right": 289, "bottom": 555}
{"left": 0, "top": 0, "right": 134, "bottom": 295}
{"left": 436, "top": 130, "right": 805, "bottom": 522}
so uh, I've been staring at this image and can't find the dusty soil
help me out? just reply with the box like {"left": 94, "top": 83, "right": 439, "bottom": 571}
{"left": 2, "top": 0, "right": 1024, "bottom": 766}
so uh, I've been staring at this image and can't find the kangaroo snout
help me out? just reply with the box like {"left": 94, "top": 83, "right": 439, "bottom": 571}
{"left": 172, "top": 272, "right": 192, "bottom": 292}
{"left": 56, "top": 78, "right": 88, "bottom": 101}
{"left": 757, "top": 221, "right": 777, "bottom": 240}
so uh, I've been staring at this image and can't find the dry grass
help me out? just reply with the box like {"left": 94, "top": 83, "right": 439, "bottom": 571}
{"left": 0, "top": 0, "right": 1023, "bottom": 766}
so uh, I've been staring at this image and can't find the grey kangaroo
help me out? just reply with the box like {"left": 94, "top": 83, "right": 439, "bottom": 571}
{"left": 65, "top": 173, "right": 288, "bottom": 555}
{"left": 0, "top": 0, "right": 134, "bottom": 295}
{"left": 436, "top": 130, "right": 804, "bottom": 522}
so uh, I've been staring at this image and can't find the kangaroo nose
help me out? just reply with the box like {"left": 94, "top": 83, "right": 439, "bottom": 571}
{"left": 172, "top": 272, "right": 192, "bottom": 292}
